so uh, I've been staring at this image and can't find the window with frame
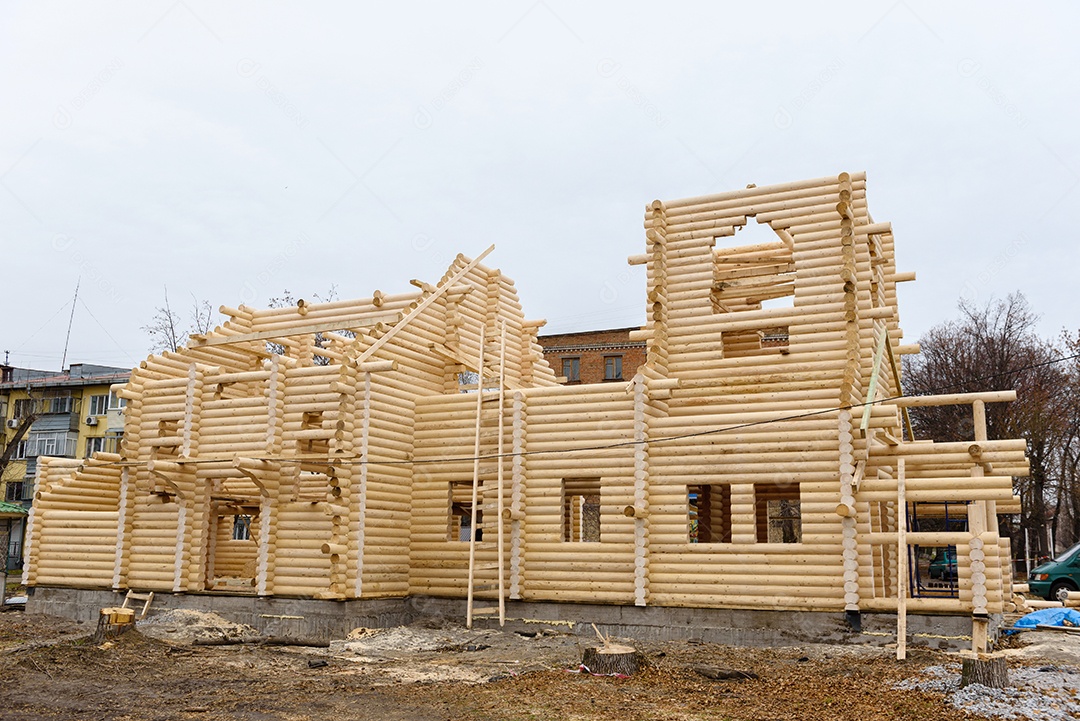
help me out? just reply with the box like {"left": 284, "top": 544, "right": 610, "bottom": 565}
{"left": 4, "top": 481, "right": 23, "bottom": 502}
{"left": 562, "top": 357, "right": 580, "bottom": 384}
{"left": 85, "top": 436, "right": 108, "bottom": 458}
{"left": 88, "top": 394, "right": 109, "bottom": 416}
{"left": 603, "top": 355, "right": 623, "bottom": 381}
{"left": 22, "top": 431, "right": 75, "bottom": 458}
{"left": 688, "top": 484, "right": 732, "bottom": 543}
{"left": 46, "top": 396, "right": 75, "bottom": 414}
{"left": 563, "top": 478, "right": 601, "bottom": 542}
{"left": 13, "top": 398, "right": 34, "bottom": 419}
{"left": 108, "top": 390, "right": 127, "bottom": 410}
{"left": 754, "top": 482, "right": 802, "bottom": 543}
{"left": 448, "top": 481, "right": 482, "bottom": 542}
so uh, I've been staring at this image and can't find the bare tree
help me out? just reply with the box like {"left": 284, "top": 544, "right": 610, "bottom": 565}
{"left": 0, "top": 407, "right": 39, "bottom": 485}
{"left": 903, "top": 294, "right": 1077, "bottom": 561}
{"left": 1050, "top": 333, "right": 1080, "bottom": 549}
{"left": 142, "top": 285, "right": 343, "bottom": 361}
{"left": 267, "top": 286, "right": 343, "bottom": 364}
{"left": 141, "top": 288, "right": 217, "bottom": 354}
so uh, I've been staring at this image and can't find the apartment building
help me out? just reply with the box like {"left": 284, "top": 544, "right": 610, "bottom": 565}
{"left": 0, "top": 362, "right": 130, "bottom": 570}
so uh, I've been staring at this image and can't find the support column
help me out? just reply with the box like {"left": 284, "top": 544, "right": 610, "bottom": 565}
{"left": 837, "top": 409, "right": 861, "bottom": 611}
{"left": 632, "top": 377, "right": 650, "bottom": 607}
{"left": 509, "top": 390, "right": 526, "bottom": 600}
{"left": 969, "top": 399, "right": 991, "bottom": 654}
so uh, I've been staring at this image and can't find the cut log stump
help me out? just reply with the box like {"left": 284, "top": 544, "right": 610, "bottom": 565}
{"left": 582, "top": 645, "right": 640, "bottom": 675}
{"left": 960, "top": 657, "right": 1008, "bottom": 689}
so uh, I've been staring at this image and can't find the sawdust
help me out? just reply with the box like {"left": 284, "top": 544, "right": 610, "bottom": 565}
{"left": 138, "top": 608, "right": 261, "bottom": 645}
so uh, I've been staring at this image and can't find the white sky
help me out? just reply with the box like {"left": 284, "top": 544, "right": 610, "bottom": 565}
{"left": 1, "top": 1, "right": 1076, "bottom": 370}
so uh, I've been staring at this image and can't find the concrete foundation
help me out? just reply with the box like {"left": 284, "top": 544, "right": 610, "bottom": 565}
{"left": 26, "top": 586, "right": 982, "bottom": 651}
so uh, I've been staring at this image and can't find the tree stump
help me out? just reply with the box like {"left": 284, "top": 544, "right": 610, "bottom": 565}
{"left": 960, "top": 657, "right": 1009, "bottom": 688}
{"left": 582, "top": 645, "right": 640, "bottom": 675}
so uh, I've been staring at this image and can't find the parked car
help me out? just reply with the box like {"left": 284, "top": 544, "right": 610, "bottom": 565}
{"left": 928, "top": 548, "right": 957, "bottom": 581}
{"left": 1029, "top": 541, "right": 1080, "bottom": 602}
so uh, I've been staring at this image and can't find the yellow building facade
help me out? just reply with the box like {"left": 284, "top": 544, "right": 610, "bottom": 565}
{"left": 0, "top": 363, "right": 129, "bottom": 570}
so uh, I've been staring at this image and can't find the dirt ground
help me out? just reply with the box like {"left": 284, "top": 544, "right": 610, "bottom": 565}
{"left": 0, "top": 608, "right": 1072, "bottom": 721}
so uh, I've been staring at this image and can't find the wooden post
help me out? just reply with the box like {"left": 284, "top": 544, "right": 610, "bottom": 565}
{"left": 466, "top": 324, "right": 486, "bottom": 629}
{"left": 970, "top": 399, "right": 991, "bottom": 653}
{"left": 882, "top": 326, "right": 915, "bottom": 441}
{"left": 496, "top": 321, "right": 507, "bottom": 626}
{"left": 509, "top": 391, "right": 525, "bottom": 600}
{"left": 859, "top": 324, "right": 888, "bottom": 435}
{"left": 896, "top": 457, "right": 907, "bottom": 661}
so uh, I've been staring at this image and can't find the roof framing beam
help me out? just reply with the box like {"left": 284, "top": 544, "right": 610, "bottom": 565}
{"left": 189, "top": 316, "right": 399, "bottom": 348}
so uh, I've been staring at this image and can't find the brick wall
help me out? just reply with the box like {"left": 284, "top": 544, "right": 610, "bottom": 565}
{"left": 537, "top": 327, "right": 647, "bottom": 385}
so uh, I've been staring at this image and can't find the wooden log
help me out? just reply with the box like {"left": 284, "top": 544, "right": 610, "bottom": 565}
{"left": 893, "top": 391, "right": 1017, "bottom": 407}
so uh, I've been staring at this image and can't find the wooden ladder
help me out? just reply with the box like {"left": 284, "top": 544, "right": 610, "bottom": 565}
{"left": 466, "top": 322, "right": 508, "bottom": 628}
{"left": 121, "top": 590, "right": 155, "bottom": 620}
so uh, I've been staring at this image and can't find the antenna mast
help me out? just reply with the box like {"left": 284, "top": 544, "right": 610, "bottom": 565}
{"left": 60, "top": 278, "right": 80, "bottom": 371}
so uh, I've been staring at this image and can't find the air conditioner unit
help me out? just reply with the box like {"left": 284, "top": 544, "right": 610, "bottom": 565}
{"left": 85, "top": 416, "right": 99, "bottom": 426}
{"left": 5, "top": 418, "right": 18, "bottom": 429}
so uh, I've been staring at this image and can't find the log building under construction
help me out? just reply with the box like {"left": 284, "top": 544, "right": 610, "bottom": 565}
{"left": 23, "top": 172, "right": 1029, "bottom": 647}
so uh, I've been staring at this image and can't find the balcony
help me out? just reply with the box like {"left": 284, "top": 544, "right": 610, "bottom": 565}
{"left": 12, "top": 396, "right": 82, "bottom": 431}
{"left": 13, "top": 396, "right": 82, "bottom": 417}
{"left": 20, "top": 436, "right": 78, "bottom": 459}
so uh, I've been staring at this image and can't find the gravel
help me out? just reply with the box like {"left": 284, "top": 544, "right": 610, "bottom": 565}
{"left": 898, "top": 663, "right": 1080, "bottom": 720}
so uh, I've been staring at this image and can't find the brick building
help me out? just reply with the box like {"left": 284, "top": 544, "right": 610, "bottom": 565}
{"left": 537, "top": 327, "right": 647, "bottom": 384}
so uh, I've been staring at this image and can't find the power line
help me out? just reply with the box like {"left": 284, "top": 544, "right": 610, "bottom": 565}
{"left": 78, "top": 299, "right": 139, "bottom": 367}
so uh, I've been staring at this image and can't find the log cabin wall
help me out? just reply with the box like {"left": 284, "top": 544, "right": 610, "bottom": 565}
{"left": 23, "top": 175, "right": 1029, "bottom": 621}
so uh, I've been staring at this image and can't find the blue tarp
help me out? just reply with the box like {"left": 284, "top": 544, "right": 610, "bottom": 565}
{"left": 1007, "top": 607, "right": 1080, "bottom": 633}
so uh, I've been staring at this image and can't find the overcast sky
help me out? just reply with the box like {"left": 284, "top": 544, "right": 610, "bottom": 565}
{"left": 1, "top": 1, "right": 1076, "bottom": 371}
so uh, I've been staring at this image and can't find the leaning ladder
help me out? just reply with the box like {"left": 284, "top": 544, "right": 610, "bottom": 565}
{"left": 465, "top": 322, "right": 508, "bottom": 628}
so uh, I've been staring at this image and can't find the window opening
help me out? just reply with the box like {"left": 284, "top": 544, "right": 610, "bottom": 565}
{"left": 603, "top": 356, "right": 623, "bottom": 381}
{"left": 688, "top": 484, "right": 732, "bottom": 543}
{"left": 908, "top": 501, "right": 966, "bottom": 599}
{"left": 88, "top": 394, "right": 109, "bottom": 416}
{"left": 562, "top": 357, "right": 580, "bottom": 383}
{"left": 13, "top": 398, "right": 34, "bottom": 418}
{"left": 563, "top": 478, "right": 601, "bottom": 542}
{"left": 85, "top": 436, "right": 108, "bottom": 458}
{"left": 448, "top": 481, "right": 482, "bottom": 541}
{"left": 457, "top": 369, "right": 480, "bottom": 393}
{"left": 232, "top": 515, "right": 252, "bottom": 541}
{"left": 5, "top": 481, "right": 24, "bottom": 502}
{"left": 754, "top": 483, "right": 801, "bottom": 543}
{"left": 713, "top": 217, "right": 796, "bottom": 318}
